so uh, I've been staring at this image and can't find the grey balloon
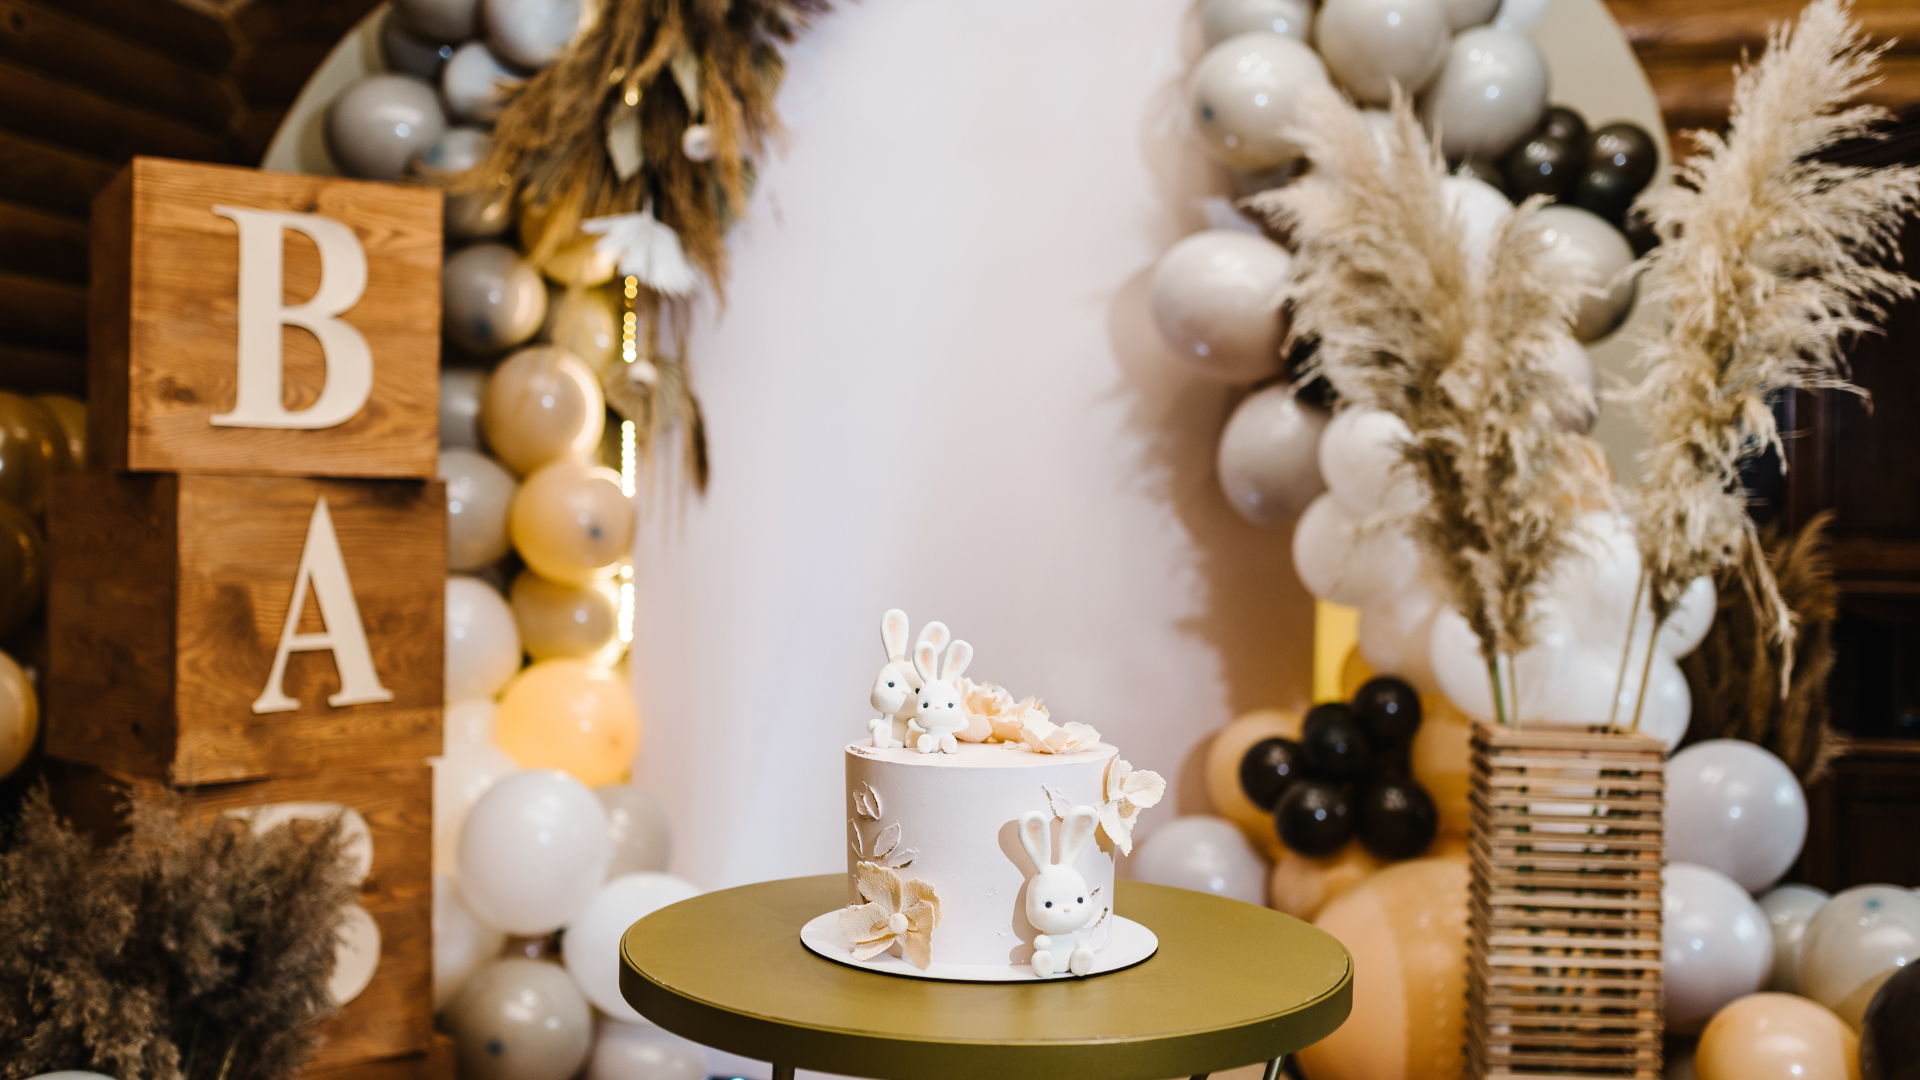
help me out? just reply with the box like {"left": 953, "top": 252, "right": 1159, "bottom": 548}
{"left": 1758, "top": 883, "right": 1829, "bottom": 993}
{"left": 394, "top": 0, "right": 480, "bottom": 43}
{"left": 380, "top": 11, "right": 455, "bottom": 81}
{"left": 1199, "top": 0, "right": 1313, "bottom": 46}
{"left": 1420, "top": 27, "right": 1548, "bottom": 160}
{"left": 443, "top": 40, "right": 527, "bottom": 125}
{"left": 1316, "top": 0, "right": 1451, "bottom": 106}
{"left": 485, "top": 0, "right": 583, "bottom": 70}
{"left": 1217, "top": 386, "right": 1328, "bottom": 527}
{"left": 1533, "top": 205, "right": 1637, "bottom": 342}
{"left": 416, "top": 127, "right": 516, "bottom": 240}
{"left": 442, "top": 367, "right": 489, "bottom": 450}
{"left": 597, "top": 782, "right": 673, "bottom": 876}
{"left": 441, "top": 448, "right": 517, "bottom": 571}
{"left": 587, "top": 1021, "right": 706, "bottom": 1080}
{"left": 448, "top": 958, "right": 593, "bottom": 1080}
{"left": 444, "top": 243, "right": 548, "bottom": 355}
{"left": 326, "top": 75, "right": 447, "bottom": 182}
{"left": 1128, "top": 815, "right": 1267, "bottom": 906}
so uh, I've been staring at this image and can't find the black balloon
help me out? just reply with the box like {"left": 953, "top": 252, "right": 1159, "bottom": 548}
{"left": 1502, "top": 133, "right": 1584, "bottom": 200}
{"left": 1622, "top": 205, "right": 1660, "bottom": 257}
{"left": 1574, "top": 122, "right": 1658, "bottom": 225}
{"left": 1355, "top": 778, "right": 1438, "bottom": 860}
{"left": 1239, "top": 737, "right": 1307, "bottom": 812}
{"left": 1861, "top": 958, "right": 1920, "bottom": 1080}
{"left": 1275, "top": 780, "right": 1353, "bottom": 857}
{"left": 1302, "top": 710, "right": 1371, "bottom": 781}
{"left": 1303, "top": 701, "right": 1353, "bottom": 736}
{"left": 1537, "top": 105, "right": 1589, "bottom": 148}
{"left": 1352, "top": 676, "right": 1423, "bottom": 751}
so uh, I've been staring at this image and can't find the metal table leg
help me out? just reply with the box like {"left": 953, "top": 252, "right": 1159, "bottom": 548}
{"left": 1263, "top": 1057, "right": 1285, "bottom": 1080}
{"left": 771, "top": 1065, "right": 795, "bottom": 1080}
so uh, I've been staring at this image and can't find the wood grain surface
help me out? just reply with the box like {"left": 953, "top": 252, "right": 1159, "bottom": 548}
{"left": 47, "top": 471, "right": 445, "bottom": 784}
{"left": 89, "top": 157, "right": 441, "bottom": 478}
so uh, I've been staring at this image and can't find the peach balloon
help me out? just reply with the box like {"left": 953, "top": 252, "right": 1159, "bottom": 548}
{"left": 1269, "top": 841, "right": 1383, "bottom": 922}
{"left": 493, "top": 659, "right": 639, "bottom": 787}
{"left": 1298, "top": 855, "right": 1470, "bottom": 1080}
{"left": 1203, "top": 707, "right": 1306, "bottom": 858}
{"left": 1695, "top": 993, "right": 1858, "bottom": 1080}
{"left": 509, "top": 462, "right": 635, "bottom": 586}
{"left": 481, "top": 347, "right": 605, "bottom": 476}
{"left": 1410, "top": 696, "right": 1472, "bottom": 838}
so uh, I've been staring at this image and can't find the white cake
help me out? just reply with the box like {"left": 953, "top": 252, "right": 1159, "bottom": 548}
{"left": 800, "top": 609, "right": 1165, "bottom": 980}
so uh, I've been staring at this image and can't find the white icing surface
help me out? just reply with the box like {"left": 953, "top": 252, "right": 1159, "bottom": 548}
{"left": 843, "top": 741, "right": 1120, "bottom": 970}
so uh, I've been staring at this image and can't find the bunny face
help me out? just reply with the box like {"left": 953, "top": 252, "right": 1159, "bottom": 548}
{"left": 870, "top": 660, "right": 917, "bottom": 717}
{"left": 911, "top": 630, "right": 972, "bottom": 735}
{"left": 1019, "top": 807, "right": 1100, "bottom": 936}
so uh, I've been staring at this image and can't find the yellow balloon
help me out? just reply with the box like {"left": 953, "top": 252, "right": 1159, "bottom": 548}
{"left": 1696, "top": 994, "right": 1858, "bottom": 1080}
{"left": 519, "top": 200, "right": 617, "bottom": 287}
{"left": 1269, "top": 841, "right": 1382, "bottom": 922}
{"left": 538, "top": 283, "right": 619, "bottom": 375}
{"left": 493, "top": 659, "right": 639, "bottom": 787}
{"left": 509, "top": 462, "right": 634, "bottom": 586}
{"left": 509, "top": 570, "right": 622, "bottom": 663}
{"left": 481, "top": 346, "right": 605, "bottom": 476}
{"left": 0, "top": 391, "right": 70, "bottom": 518}
{"left": 1299, "top": 856, "right": 1470, "bottom": 1080}
{"left": 33, "top": 394, "right": 86, "bottom": 469}
{"left": 0, "top": 648, "right": 38, "bottom": 779}
{"left": 1410, "top": 695, "right": 1473, "bottom": 839}
{"left": 1339, "top": 646, "right": 1374, "bottom": 700}
{"left": 0, "top": 500, "right": 45, "bottom": 636}
{"left": 1203, "top": 707, "right": 1305, "bottom": 859}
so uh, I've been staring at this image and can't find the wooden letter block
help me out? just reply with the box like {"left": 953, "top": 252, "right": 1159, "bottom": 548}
{"left": 89, "top": 157, "right": 441, "bottom": 478}
{"left": 47, "top": 472, "right": 444, "bottom": 784}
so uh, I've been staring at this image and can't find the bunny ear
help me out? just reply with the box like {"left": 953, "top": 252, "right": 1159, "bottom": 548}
{"left": 881, "top": 610, "right": 910, "bottom": 661}
{"left": 940, "top": 639, "right": 973, "bottom": 682}
{"left": 917, "top": 621, "right": 950, "bottom": 656}
{"left": 1059, "top": 805, "right": 1099, "bottom": 865}
{"left": 913, "top": 639, "right": 939, "bottom": 684}
{"left": 1018, "top": 811, "right": 1053, "bottom": 870}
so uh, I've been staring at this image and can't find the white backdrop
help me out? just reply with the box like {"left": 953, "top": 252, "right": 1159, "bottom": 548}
{"left": 630, "top": 0, "right": 1318, "bottom": 890}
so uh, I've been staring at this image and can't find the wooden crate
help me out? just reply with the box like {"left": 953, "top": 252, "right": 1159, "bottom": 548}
{"left": 45, "top": 471, "right": 444, "bottom": 784}
{"left": 51, "top": 760, "right": 437, "bottom": 1069}
{"left": 88, "top": 157, "right": 440, "bottom": 479}
{"left": 1465, "top": 724, "right": 1666, "bottom": 1080}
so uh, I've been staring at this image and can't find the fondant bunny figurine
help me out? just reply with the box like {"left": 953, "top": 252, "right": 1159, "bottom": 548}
{"left": 1019, "top": 806, "right": 1100, "bottom": 977}
{"left": 867, "top": 609, "right": 921, "bottom": 748}
{"left": 906, "top": 623, "right": 970, "bottom": 754}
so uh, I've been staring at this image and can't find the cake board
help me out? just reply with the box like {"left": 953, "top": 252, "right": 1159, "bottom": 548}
{"left": 798, "top": 909, "right": 1160, "bottom": 982}
{"left": 621, "top": 875, "right": 1352, "bottom": 1080}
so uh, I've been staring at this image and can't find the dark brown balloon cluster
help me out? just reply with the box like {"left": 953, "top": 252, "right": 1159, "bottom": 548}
{"left": 1460, "top": 105, "right": 1661, "bottom": 254}
{"left": 1238, "top": 676, "right": 1437, "bottom": 861}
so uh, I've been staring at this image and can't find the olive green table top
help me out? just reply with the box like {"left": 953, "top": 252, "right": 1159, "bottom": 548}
{"left": 619, "top": 874, "right": 1352, "bottom": 1080}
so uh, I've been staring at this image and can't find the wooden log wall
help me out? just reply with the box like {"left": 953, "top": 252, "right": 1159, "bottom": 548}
{"left": 0, "top": 0, "right": 379, "bottom": 396}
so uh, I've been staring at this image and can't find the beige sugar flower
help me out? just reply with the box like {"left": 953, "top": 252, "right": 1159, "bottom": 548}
{"left": 1015, "top": 710, "right": 1101, "bottom": 755}
{"left": 838, "top": 860, "right": 941, "bottom": 969}
{"left": 1098, "top": 757, "right": 1166, "bottom": 856}
{"left": 955, "top": 677, "right": 1008, "bottom": 742}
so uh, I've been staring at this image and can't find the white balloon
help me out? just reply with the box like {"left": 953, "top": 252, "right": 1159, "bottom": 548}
{"left": 1358, "top": 584, "right": 1441, "bottom": 695}
{"left": 1148, "top": 230, "right": 1292, "bottom": 383}
{"left": 1633, "top": 649, "right": 1693, "bottom": 752}
{"left": 1428, "top": 604, "right": 1559, "bottom": 723}
{"left": 25, "top": 1074, "right": 117, "bottom": 1080}
{"left": 326, "top": 75, "right": 447, "bottom": 182}
{"left": 1217, "top": 387, "right": 1328, "bottom": 526}
{"left": 442, "top": 368, "right": 490, "bottom": 450}
{"left": 1663, "top": 862, "right": 1773, "bottom": 1034}
{"left": 1758, "top": 883, "right": 1829, "bottom": 993}
{"left": 484, "top": 0, "right": 582, "bottom": 70}
{"left": 1443, "top": 175, "right": 1515, "bottom": 276}
{"left": 598, "top": 783, "right": 674, "bottom": 878}
{"left": 1291, "top": 494, "right": 1418, "bottom": 607}
{"left": 1316, "top": 0, "right": 1450, "bottom": 105}
{"left": 1659, "top": 575, "right": 1717, "bottom": 659}
{"left": 1796, "top": 884, "right": 1920, "bottom": 1027}
{"left": 1535, "top": 643, "right": 1625, "bottom": 727}
{"left": 447, "top": 575, "right": 522, "bottom": 702}
{"left": 442, "top": 449, "right": 517, "bottom": 571}
{"left": 445, "top": 698, "right": 499, "bottom": 751}
{"left": 1129, "top": 816, "right": 1267, "bottom": 905}
{"left": 1421, "top": 28, "right": 1548, "bottom": 161}
{"left": 435, "top": 873, "right": 507, "bottom": 1011}
{"left": 587, "top": 1021, "right": 708, "bottom": 1080}
{"left": 442, "top": 40, "right": 526, "bottom": 125}
{"left": 563, "top": 872, "right": 702, "bottom": 1022}
{"left": 1544, "top": 334, "right": 1597, "bottom": 432}
{"left": 1667, "top": 740, "right": 1807, "bottom": 894}
{"left": 1187, "top": 32, "right": 1330, "bottom": 171}
{"left": 458, "top": 770, "right": 613, "bottom": 934}
{"left": 1533, "top": 205, "right": 1636, "bottom": 343}
{"left": 449, "top": 957, "right": 594, "bottom": 1080}
{"left": 1200, "top": 0, "right": 1313, "bottom": 46}
{"left": 433, "top": 740, "right": 520, "bottom": 875}
{"left": 1318, "top": 407, "right": 1422, "bottom": 517}
{"left": 1554, "top": 511, "right": 1644, "bottom": 649}
{"left": 330, "top": 904, "right": 382, "bottom": 1005}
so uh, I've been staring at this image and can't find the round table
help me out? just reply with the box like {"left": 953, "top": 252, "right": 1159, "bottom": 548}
{"left": 620, "top": 875, "right": 1352, "bottom": 1080}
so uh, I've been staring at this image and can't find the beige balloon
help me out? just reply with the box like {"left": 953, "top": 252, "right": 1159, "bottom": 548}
{"left": 1411, "top": 694, "right": 1473, "bottom": 838}
{"left": 34, "top": 394, "right": 86, "bottom": 469}
{"left": 1269, "top": 841, "right": 1383, "bottom": 922}
{"left": 0, "top": 648, "right": 37, "bottom": 780}
{"left": 509, "top": 462, "right": 634, "bottom": 586}
{"left": 510, "top": 570, "right": 622, "bottom": 663}
{"left": 539, "top": 284, "right": 620, "bottom": 375}
{"left": 1203, "top": 707, "right": 1305, "bottom": 861}
{"left": 481, "top": 347, "right": 605, "bottom": 476}
{"left": 1695, "top": 993, "right": 1859, "bottom": 1080}
{"left": 521, "top": 201, "right": 617, "bottom": 287}
{"left": 1299, "top": 856, "right": 1470, "bottom": 1080}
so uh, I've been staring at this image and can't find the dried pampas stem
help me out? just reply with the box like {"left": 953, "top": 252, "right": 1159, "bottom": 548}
{"left": 1626, "top": 0, "right": 1920, "bottom": 704}
{"left": 1251, "top": 89, "right": 1605, "bottom": 720}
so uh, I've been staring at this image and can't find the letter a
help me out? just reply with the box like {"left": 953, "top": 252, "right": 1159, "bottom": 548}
{"left": 211, "top": 205, "right": 373, "bottom": 429}
{"left": 252, "top": 497, "right": 395, "bottom": 714}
